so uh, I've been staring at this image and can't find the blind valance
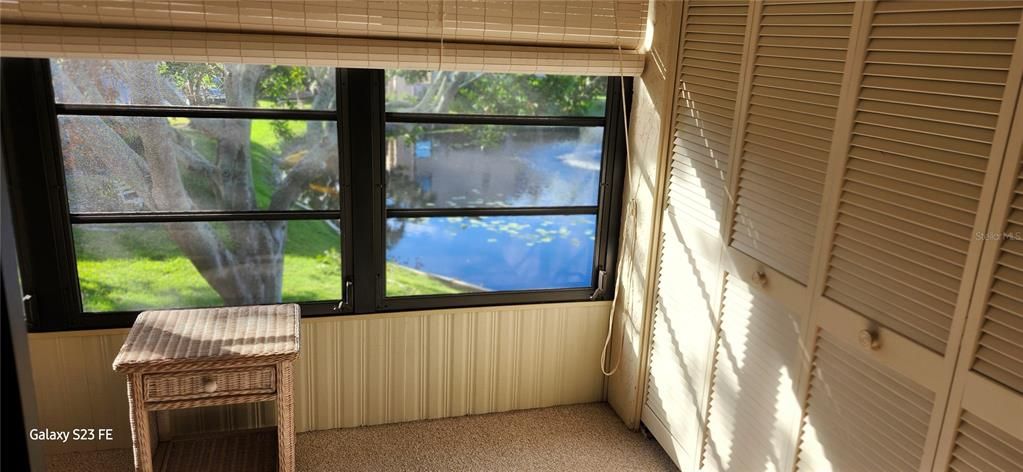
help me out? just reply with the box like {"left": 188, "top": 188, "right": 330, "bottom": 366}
{"left": 0, "top": 0, "right": 648, "bottom": 75}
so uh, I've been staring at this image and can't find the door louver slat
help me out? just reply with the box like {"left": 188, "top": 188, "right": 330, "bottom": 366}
{"left": 702, "top": 275, "right": 801, "bottom": 472}
{"left": 644, "top": 4, "right": 748, "bottom": 468}
{"left": 730, "top": 0, "right": 855, "bottom": 284}
{"left": 973, "top": 164, "right": 1023, "bottom": 394}
{"left": 796, "top": 332, "right": 934, "bottom": 471}
{"left": 665, "top": 0, "right": 747, "bottom": 239}
{"left": 645, "top": 228, "right": 720, "bottom": 466}
{"left": 823, "top": 4, "right": 1022, "bottom": 353}
{"left": 950, "top": 411, "right": 1023, "bottom": 472}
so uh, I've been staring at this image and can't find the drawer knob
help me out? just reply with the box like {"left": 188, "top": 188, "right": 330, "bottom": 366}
{"left": 858, "top": 330, "right": 881, "bottom": 351}
{"left": 751, "top": 269, "right": 768, "bottom": 288}
{"left": 202, "top": 377, "right": 218, "bottom": 393}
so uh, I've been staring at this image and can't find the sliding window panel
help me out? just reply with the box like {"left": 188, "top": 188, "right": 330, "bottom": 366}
{"left": 72, "top": 220, "right": 343, "bottom": 312}
{"left": 384, "top": 215, "right": 597, "bottom": 296}
{"left": 384, "top": 123, "right": 603, "bottom": 209}
{"left": 728, "top": 0, "right": 856, "bottom": 286}
{"left": 58, "top": 116, "right": 340, "bottom": 213}
{"left": 385, "top": 71, "right": 607, "bottom": 117}
{"left": 51, "top": 60, "right": 336, "bottom": 109}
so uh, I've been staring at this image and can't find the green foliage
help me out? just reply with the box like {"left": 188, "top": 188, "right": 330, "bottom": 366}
{"left": 156, "top": 63, "right": 226, "bottom": 106}
{"left": 259, "top": 66, "right": 312, "bottom": 142}
{"left": 156, "top": 63, "right": 320, "bottom": 142}
{"left": 270, "top": 120, "right": 297, "bottom": 142}
{"left": 259, "top": 66, "right": 309, "bottom": 107}
{"left": 452, "top": 74, "right": 605, "bottom": 116}
{"left": 386, "top": 70, "right": 605, "bottom": 115}
{"left": 385, "top": 70, "right": 605, "bottom": 150}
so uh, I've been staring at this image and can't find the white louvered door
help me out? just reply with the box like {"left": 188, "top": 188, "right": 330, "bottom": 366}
{"left": 727, "top": 0, "right": 858, "bottom": 290}
{"left": 932, "top": 84, "right": 1023, "bottom": 471}
{"left": 642, "top": 0, "right": 750, "bottom": 469}
{"left": 701, "top": 274, "right": 803, "bottom": 472}
{"left": 701, "top": 2, "right": 861, "bottom": 471}
{"left": 643, "top": 1, "right": 1023, "bottom": 471}
{"left": 798, "top": 331, "right": 937, "bottom": 471}
{"left": 798, "top": 1, "right": 1023, "bottom": 471}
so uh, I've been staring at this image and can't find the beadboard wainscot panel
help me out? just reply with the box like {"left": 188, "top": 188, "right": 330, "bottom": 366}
{"left": 27, "top": 301, "right": 611, "bottom": 455}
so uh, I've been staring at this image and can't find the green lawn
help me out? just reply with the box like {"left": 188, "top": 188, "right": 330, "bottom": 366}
{"left": 75, "top": 119, "right": 466, "bottom": 312}
{"left": 76, "top": 255, "right": 463, "bottom": 312}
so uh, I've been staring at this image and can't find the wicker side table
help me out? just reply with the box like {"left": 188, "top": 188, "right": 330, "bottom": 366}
{"left": 113, "top": 304, "right": 301, "bottom": 472}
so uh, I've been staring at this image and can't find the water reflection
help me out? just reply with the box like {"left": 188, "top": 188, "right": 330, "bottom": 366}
{"left": 386, "top": 215, "right": 596, "bottom": 295}
{"left": 385, "top": 125, "right": 604, "bottom": 208}
{"left": 384, "top": 123, "right": 603, "bottom": 294}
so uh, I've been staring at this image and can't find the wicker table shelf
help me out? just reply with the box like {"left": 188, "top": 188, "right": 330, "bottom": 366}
{"left": 113, "top": 304, "right": 301, "bottom": 472}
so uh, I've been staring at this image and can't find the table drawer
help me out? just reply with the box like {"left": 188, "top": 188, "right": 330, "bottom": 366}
{"left": 144, "top": 367, "right": 276, "bottom": 402}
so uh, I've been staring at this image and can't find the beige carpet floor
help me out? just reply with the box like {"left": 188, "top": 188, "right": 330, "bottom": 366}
{"left": 48, "top": 403, "right": 676, "bottom": 471}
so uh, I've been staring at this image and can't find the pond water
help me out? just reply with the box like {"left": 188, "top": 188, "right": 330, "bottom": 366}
{"left": 385, "top": 128, "right": 602, "bottom": 294}
{"left": 387, "top": 215, "right": 596, "bottom": 293}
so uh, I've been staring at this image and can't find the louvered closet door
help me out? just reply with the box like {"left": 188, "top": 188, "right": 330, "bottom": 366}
{"left": 946, "top": 412, "right": 1023, "bottom": 472}
{"left": 728, "top": 0, "right": 857, "bottom": 291}
{"left": 797, "top": 331, "right": 938, "bottom": 471}
{"left": 665, "top": 0, "right": 748, "bottom": 238}
{"left": 800, "top": 1, "right": 1023, "bottom": 471}
{"left": 697, "top": 2, "right": 860, "bottom": 471}
{"left": 643, "top": 228, "right": 722, "bottom": 470}
{"left": 701, "top": 274, "right": 803, "bottom": 472}
{"left": 818, "top": 0, "right": 1023, "bottom": 356}
{"left": 933, "top": 93, "right": 1023, "bottom": 471}
{"left": 642, "top": 0, "right": 749, "bottom": 470}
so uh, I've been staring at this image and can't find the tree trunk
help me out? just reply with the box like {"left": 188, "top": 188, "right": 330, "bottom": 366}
{"left": 54, "top": 60, "right": 319, "bottom": 306}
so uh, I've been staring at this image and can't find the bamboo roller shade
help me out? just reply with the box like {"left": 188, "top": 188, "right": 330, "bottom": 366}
{"left": 0, "top": 1, "right": 648, "bottom": 75}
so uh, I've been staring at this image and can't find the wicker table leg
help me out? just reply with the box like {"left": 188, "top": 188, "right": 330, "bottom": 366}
{"left": 276, "top": 361, "right": 296, "bottom": 472}
{"left": 126, "top": 374, "right": 154, "bottom": 472}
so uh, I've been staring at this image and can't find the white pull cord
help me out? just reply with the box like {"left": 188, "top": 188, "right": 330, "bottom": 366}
{"left": 601, "top": 40, "right": 637, "bottom": 377}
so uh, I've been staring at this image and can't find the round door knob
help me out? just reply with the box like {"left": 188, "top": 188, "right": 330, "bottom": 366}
{"left": 858, "top": 330, "right": 881, "bottom": 350}
{"left": 751, "top": 270, "right": 768, "bottom": 288}
{"left": 202, "top": 377, "right": 218, "bottom": 393}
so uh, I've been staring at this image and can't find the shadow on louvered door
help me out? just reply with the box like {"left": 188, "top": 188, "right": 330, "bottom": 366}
{"left": 932, "top": 88, "right": 1023, "bottom": 471}
{"left": 725, "top": 0, "right": 859, "bottom": 295}
{"left": 701, "top": 1, "right": 861, "bottom": 471}
{"left": 641, "top": 0, "right": 749, "bottom": 470}
{"left": 797, "top": 2, "right": 1023, "bottom": 471}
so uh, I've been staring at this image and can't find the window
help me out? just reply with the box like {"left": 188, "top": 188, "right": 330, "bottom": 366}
{"left": 382, "top": 71, "right": 608, "bottom": 299}
{"left": 51, "top": 60, "right": 344, "bottom": 315}
{"left": 1, "top": 59, "right": 629, "bottom": 331}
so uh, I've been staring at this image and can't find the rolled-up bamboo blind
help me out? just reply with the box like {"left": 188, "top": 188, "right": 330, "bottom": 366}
{"left": 0, "top": 0, "right": 648, "bottom": 75}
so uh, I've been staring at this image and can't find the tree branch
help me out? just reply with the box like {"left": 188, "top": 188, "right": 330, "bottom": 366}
{"left": 170, "top": 134, "right": 218, "bottom": 176}
{"left": 268, "top": 139, "right": 336, "bottom": 211}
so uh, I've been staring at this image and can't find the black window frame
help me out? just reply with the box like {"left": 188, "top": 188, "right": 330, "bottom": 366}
{"left": 1, "top": 59, "right": 630, "bottom": 332}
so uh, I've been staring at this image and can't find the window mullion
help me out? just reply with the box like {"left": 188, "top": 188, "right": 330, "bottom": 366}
{"left": 592, "top": 76, "right": 630, "bottom": 301}
{"left": 1, "top": 59, "right": 83, "bottom": 330}
{"left": 340, "top": 69, "right": 386, "bottom": 313}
